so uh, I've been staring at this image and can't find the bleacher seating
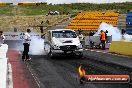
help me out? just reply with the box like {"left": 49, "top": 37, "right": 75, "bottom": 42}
{"left": 67, "top": 12, "right": 119, "bottom": 31}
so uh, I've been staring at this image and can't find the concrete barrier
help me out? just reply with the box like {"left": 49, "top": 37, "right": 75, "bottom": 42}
{"left": 0, "top": 44, "right": 8, "bottom": 88}
{"left": 4, "top": 32, "right": 41, "bottom": 40}
{"left": 109, "top": 41, "right": 132, "bottom": 56}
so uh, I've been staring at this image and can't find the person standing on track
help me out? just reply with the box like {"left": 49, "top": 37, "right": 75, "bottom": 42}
{"left": 100, "top": 30, "right": 106, "bottom": 50}
{"left": 0, "top": 31, "right": 5, "bottom": 46}
{"left": 78, "top": 32, "right": 84, "bottom": 46}
{"left": 22, "top": 29, "right": 31, "bottom": 61}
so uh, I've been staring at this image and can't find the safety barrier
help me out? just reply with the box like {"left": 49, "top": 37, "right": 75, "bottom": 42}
{"left": 84, "top": 36, "right": 112, "bottom": 49}
{"left": 3, "top": 32, "right": 41, "bottom": 40}
{"left": 0, "top": 44, "right": 8, "bottom": 88}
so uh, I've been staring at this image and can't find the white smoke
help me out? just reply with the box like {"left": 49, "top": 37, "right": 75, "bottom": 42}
{"left": 95, "top": 22, "right": 122, "bottom": 41}
{"left": 29, "top": 34, "right": 45, "bottom": 55}
{"left": 123, "top": 33, "right": 132, "bottom": 41}
{"left": 95, "top": 22, "right": 132, "bottom": 41}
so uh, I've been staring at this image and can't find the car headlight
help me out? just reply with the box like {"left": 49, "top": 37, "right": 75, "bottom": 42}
{"left": 54, "top": 44, "right": 60, "bottom": 49}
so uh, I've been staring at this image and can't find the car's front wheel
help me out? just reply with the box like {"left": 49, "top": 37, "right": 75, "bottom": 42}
{"left": 48, "top": 48, "right": 55, "bottom": 59}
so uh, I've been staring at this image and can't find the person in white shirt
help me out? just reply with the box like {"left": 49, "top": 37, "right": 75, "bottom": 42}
{"left": 78, "top": 33, "right": 84, "bottom": 44}
{"left": 79, "top": 33, "right": 84, "bottom": 41}
{"left": 22, "top": 29, "right": 31, "bottom": 61}
{"left": 0, "top": 31, "right": 5, "bottom": 46}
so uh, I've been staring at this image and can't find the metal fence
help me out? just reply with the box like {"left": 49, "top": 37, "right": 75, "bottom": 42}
{"left": 81, "top": 36, "right": 112, "bottom": 49}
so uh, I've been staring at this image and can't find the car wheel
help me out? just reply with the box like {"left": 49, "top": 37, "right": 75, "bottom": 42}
{"left": 48, "top": 48, "right": 54, "bottom": 59}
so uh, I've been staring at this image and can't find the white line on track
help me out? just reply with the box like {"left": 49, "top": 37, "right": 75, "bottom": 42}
{"left": 25, "top": 62, "right": 42, "bottom": 88}
{"left": 7, "top": 63, "right": 13, "bottom": 88}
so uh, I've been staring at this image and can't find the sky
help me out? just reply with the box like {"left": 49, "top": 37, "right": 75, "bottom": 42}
{"left": 0, "top": 0, "right": 131, "bottom": 4}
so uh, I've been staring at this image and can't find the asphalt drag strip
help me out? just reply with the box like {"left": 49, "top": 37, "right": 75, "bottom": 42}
{"left": 27, "top": 54, "right": 132, "bottom": 88}
{"left": 5, "top": 40, "right": 132, "bottom": 88}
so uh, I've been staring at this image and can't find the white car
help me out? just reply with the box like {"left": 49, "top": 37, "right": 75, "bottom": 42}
{"left": 44, "top": 29, "right": 83, "bottom": 58}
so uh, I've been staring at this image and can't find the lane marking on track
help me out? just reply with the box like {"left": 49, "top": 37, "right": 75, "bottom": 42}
{"left": 90, "top": 50, "right": 95, "bottom": 51}
{"left": 103, "top": 51, "right": 107, "bottom": 53}
{"left": 25, "top": 62, "right": 41, "bottom": 88}
{"left": 87, "top": 49, "right": 131, "bottom": 58}
{"left": 96, "top": 51, "right": 101, "bottom": 52}
{"left": 7, "top": 63, "right": 13, "bottom": 88}
{"left": 19, "top": 51, "right": 42, "bottom": 88}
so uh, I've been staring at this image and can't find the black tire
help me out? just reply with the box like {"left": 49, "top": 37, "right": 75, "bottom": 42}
{"left": 48, "top": 48, "right": 54, "bottom": 59}
{"left": 64, "top": 51, "right": 67, "bottom": 53}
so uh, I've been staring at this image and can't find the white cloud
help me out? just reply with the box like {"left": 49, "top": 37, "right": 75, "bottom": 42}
{"left": 0, "top": 0, "right": 131, "bottom": 4}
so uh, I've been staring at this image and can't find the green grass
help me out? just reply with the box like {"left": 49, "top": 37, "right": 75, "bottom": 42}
{"left": 0, "top": 2, "right": 131, "bottom": 16}
{"left": 109, "top": 41, "right": 132, "bottom": 56}
{"left": 0, "top": 6, "right": 14, "bottom": 15}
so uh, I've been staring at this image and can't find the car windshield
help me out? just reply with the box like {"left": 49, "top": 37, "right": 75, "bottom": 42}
{"left": 52, "top": 30, "right": 77, "bottom": 38}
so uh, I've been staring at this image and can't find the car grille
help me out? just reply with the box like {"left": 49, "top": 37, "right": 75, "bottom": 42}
{"left": 60, "top": 45, "right": 77, "bottom": 51}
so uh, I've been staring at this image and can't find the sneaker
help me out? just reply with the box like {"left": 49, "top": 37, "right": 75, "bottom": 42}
{"left": 27, "top": 58, "right": 31, "bottom": 61}
{"left": 24, "top": 59, "right": 27, "bottom": 61}
{"left": 22, "top": 59, "right": 26, "bottom": 61}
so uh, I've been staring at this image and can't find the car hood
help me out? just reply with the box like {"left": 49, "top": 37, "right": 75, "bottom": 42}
{"left": 52, "top": 37, "right": 80, "bottom": 46}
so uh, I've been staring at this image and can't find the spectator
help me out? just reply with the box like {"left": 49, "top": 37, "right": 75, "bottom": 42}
{"left": 78, "top": 32, "right": 84, "bottom": 46}
{"left": 0, "top": 31, "right": 5, "bottom": 46}
{"left": 89, "top": 31, "right": 95, "bottom": 36}
{"left": 121, "top": 29, "right": 125, "bottom": 35}
{"left": 14, "top": 28, "right": 17, "bottom": 32}
{"left": 46, "top": 20, "right": 49, "bottom": 24}
{"left": 121, "top": 29, "right": 126, "bottom": 40}
{"left": 41, "top": 21, "right": 44, "bottom": 24}
{"left": 105, "top": 30, "right": 108, "bottom": 42}
{"left": 78, "top": 29, "right": 83, "bottom": 34}
{"left": 22, "top": 29, "right": 31, "bottom": 61}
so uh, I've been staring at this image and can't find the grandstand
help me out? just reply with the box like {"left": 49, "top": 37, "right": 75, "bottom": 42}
{"left": 126, "top": 12, "right": 132, "bottom": 35}
{"left": 117, "top": 14, "right": 126, "bottom": 30}
{"left": 67, "top": 12, "right": 119, "bottom": 31}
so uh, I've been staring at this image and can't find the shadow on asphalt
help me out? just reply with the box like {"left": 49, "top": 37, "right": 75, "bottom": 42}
{"left": 30, "top": 54, "right": 83, "bottom": 60}
{"left": 52, "top": 56, "right": 83, "bottom": 60}
{"left": 30, "top": 55, "right": 45, "bottom": 59}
